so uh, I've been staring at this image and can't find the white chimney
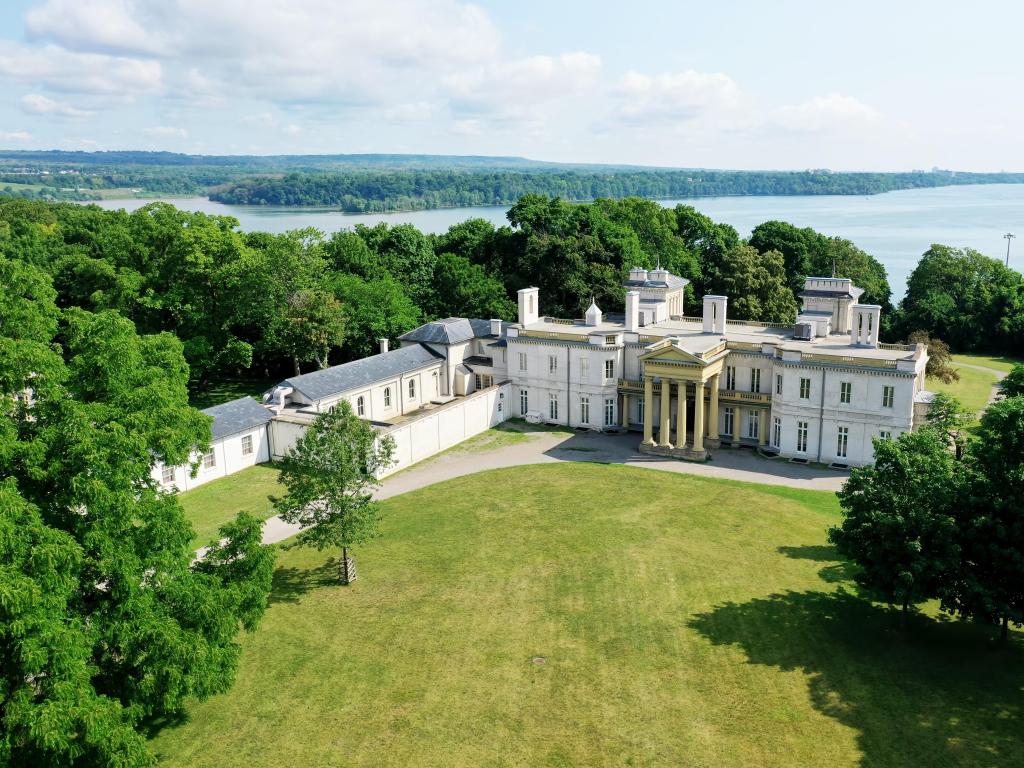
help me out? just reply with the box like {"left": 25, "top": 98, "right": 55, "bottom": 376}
{"left": 379, "top": 338, "right": 389, "bottom": 354}
{"left": 490, "top": 318, "right": 502, "bottom": 336}
{"left": 625, "top": 290, "right": 640, "bottom": 332}
{"left": 628, "top": 267, "right": 649, "bottom": 283}
{"left": 517, "top": 287, "right": 539, "bottom": 326}
{"left": 585, "top": 299, "right": 603, "bottom": 327}
{"left": 702, "top": 295, "right": 727, "bottom": 334}
{"left": 850, "top": 305, "right": 881, "bottom": 348}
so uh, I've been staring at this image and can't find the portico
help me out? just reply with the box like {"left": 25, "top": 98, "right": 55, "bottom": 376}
{"left": 637, "top": 337, "right": 726, "bottom": 461}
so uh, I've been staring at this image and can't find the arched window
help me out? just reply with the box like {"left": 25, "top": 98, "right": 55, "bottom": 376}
{"left": 408, "top": 379, "right": 416, "bottom": 399}
{"left": 356, "top": 395, "right": 365, "bottom": 417}
{"left": 384, "top": 387, "right": 391, "bottom": 407}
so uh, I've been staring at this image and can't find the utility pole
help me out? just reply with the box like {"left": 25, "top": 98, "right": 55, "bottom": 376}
{"left": 1005, "top": 232, "right": 1016, "bottom": 267}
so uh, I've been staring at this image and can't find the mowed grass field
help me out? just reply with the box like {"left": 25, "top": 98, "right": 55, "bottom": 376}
{"left": 151, "top": 464, "right": 1023, "bottom": 768}
{"left": 178, "top": 464, "right": 282, "bottom": 547}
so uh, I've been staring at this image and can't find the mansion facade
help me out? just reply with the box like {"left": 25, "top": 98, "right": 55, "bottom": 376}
{"left": 154, "top": 267, "right": 931, "bottom": 490}
{"left": 457, "top": 268, "right": 930, "bottom": 467}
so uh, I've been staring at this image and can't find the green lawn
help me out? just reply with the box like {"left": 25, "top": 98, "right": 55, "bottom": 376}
{"left": 178, "top": 464, "right": 282, "bottom": 547}
{"left": 151, "top": 464, "right": 1022, "bottom": 768}
{"left": 951, "top": 353, "right": 1022, "bottom": 374}
{"left": 928, "top": 365, "right": 999, "bottom": 414}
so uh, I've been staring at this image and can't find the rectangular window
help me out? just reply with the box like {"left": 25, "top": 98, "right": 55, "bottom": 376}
{"left": 519, "top": 352, "right": 527, "bottom": 371}
{"left": 726, "top": 365, "right": 736, "bottom": 390}
{"left": 161, "top": 464, "right": 175, "bottom": 484}
{"left": 840, "top": 381, "right": 852, "bottom": 404}
{"left": 776, "top": 373, "right": 783, "bottom": 395}
{"left": 580, "top": 395, "right": 590, "bottom": 424}
{"left": 750, "top": 368, "right": 761, "bottom": 393}
{"left": 604, "top": 335, "right": 617, "bottom": 346}
{"left": 548, "top": 355, "right": 558, "bottom": 374}
{"left": 202, "top": 449, "right": 216, "bottom": 470}
{"left": 882, "top": 385, "right": 894, "bottom": 408}
{"left": 799, "top": 377, "right": 811, "bottom": 399}
{"left": 748, "top": 411, "right": 759, "bottom": 439}
{"left": 837, "top": 426, "right": 849, "bottom": 458}
{"left": 580, "top": 358, "right": 589, "bottom": 382}
{"left": 520, "top": 389, "right": 528, "bottom": 416}
{"left": 241, "top": 434, "right": 254, "bottom": 456}
{"left": 797, "top": 421, "right": 808, "bottom": 453}
{"left": 549, "top": 393, "right": 559, "bottom": 421}
{"left": 604, "top": 359, "right": 615, "bottom": 381}
{"left": 879, "top": 430, "right": 892, "bottom": 441}
{"left": 637, "top": 398, "right": 645, "bottom": 426}
{"left": 773, "top": 417, "right": 782, "bottom": 448}
{"left": 723, "top": 406, "right": 734, "bottom": 436}
{"left": 604, "top": 398, "right": 615, "bottom": 426}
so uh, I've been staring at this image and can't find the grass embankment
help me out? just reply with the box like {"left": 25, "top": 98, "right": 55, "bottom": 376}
{"left": 950, "top": 353, "right": 1022, "bottom": 374}
{"left": 178, "top": 464, "right": 282, "bottom": 547}
{"left": 189, "top": 378, "right": 277, "bottom": 410}
{"left": 152, "top": 463, "right": 1022, "bottom": 768}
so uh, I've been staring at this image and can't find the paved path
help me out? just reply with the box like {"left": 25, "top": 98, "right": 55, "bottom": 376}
{"left": 259, "top": 428, "right": 850, "bottom": 546}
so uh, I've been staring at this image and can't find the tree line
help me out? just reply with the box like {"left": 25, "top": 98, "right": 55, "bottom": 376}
{"left": 4, "top": 193, "right": 1021, "bottom": 394}
{"left": 209, "top": 169, "right": 1024, "bottom": 211}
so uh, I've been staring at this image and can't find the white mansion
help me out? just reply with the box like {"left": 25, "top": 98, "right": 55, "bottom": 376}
{"left": 154, "top": 268, "right": 931, "bottom": 489}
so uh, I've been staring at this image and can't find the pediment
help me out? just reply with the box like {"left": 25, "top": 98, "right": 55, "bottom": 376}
{"left": 639, "top": 338, "right": 707, "bottom": 366}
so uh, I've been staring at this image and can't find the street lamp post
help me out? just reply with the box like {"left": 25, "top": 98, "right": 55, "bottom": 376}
{"left": 1005, "top": 232, "right": 1016, "bottom": 267}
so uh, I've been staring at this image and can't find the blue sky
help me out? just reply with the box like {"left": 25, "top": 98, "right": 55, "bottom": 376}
{"left": 0, "top": 0, "right": 1020, "bottom": 170}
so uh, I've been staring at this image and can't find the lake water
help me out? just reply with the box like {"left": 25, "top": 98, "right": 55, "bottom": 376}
{"left": 88, "top": 184, "right": 1024, "bottom": 300}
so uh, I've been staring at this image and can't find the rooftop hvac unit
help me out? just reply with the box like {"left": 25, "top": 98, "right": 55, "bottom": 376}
{"left": 793, "top": 321, "right": 814, "bottom": 341}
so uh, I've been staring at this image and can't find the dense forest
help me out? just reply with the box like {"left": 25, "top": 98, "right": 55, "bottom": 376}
{"left": 2, "top": 193, "right": 1020, "bottom": 394}
{"left": 209, "top": 169, "right": 1024, "bottom": 210}
{"left": 2, "top": 150, "right": 1024, "bottom": 209}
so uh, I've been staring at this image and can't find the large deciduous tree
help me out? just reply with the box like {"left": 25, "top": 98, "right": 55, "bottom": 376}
{"left": 0, "top": 257, "right": 274, "bottom": 767}
{"left": 948, "top": 398, "right": 1024, "bottom": 641}
{"left": 273, "top": 401, "right": 395, "bottom": 584}
{"left": 999, "top": 363, "right": 1024, "bottom": 398}
{"left": 828, "top": 430, "right": 963, "bottom": 624}
{"left": 710, "top": 244, "right": 798, "bottom": 322}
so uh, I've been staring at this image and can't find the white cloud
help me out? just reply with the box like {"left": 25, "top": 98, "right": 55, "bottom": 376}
{"left": 0, "top": 130, "right": 31, "bottom": 142}
{"left": 26, "top": 0, "right": 164, "bottom": 56}
{"left": 19, "top": 0, "right": 499, "bottom": 106}
{"left": 282, "top": 124, "right": 301, "bottom": 136}
{"left": 452, "top": 119, "right": 482, "bottom": 135}
{"left": 385, "top": 102, "right": 435, "bottom": 123}
{"left": 446, "top": 52, "right": 601, "bottom": 114}
{"left": 21, "top": 93, "right": 92, "bottom": 118}
{"left": 145, "top": 125, "right": 188, "bottom": 139}
{"left": 0, "top": 41, "right": 162, "bottom": 95}
{"left": 771, "top": 93, "right": 880, "bottom": 133}
{"left": 612, "top": 69, "right": 743, "bottom": 124}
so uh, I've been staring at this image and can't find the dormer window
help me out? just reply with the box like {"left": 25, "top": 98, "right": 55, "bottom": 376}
{"left": 604, "top": 335, "right": 617, "bottom": 346}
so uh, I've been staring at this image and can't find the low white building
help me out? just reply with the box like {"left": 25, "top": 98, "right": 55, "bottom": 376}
{"left": 152, "top": 396, "right": 272, "bottom": 491}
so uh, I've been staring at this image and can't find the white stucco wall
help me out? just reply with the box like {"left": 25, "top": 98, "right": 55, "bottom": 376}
{"left": 379, "top": 382, "right": 511, "bottom": 477}
{"left": 152, "top": 424, "right": 270, "bottom": 492}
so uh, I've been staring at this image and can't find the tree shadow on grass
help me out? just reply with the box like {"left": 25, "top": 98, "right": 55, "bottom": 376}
{"left": 778, "top": 544, "right": 858, "bottom": 583}
{"left": 269, "top": 558, "right": 341, "bottom": 605}
{"left": 688, "top": 590, "right": 1024, "bottom": 767}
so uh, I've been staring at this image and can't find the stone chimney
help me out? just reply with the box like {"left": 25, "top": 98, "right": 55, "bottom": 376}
{"left": 702, "top": 295, "right": 727, "bottom": 334}
{"left": 625, "top": 290, "right": 640, "bottom": 332}
{"left": 517, "top": 287, "right": 539, "bottom": 326}
{"left": 628, "top": 266, "right": 649, "bottom": 283}
{"left": 378, "top": 338, "right": 389, "bottom": 354}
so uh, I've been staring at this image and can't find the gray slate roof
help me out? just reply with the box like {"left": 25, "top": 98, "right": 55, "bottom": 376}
{"left": 202, "top": 397, "right": 273, "bottom": 440}
{"left": 281, "top": 343, "right": 443, "bottom": 402}
{"left": 399, "top": 317, "right": 499, "bottom": 345}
